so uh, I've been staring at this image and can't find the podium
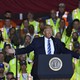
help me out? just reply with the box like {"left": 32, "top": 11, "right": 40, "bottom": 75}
{"left": 32, "top": 54, "right": 73, "bottom": 80}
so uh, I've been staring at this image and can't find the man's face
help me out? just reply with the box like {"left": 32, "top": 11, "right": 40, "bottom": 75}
{"left": 23, "top": 20, "right": 29, "bottom": 27}
{"left": 21, "top": 64, "right": 26, "bottom": 70}
{"left": 59, "top": 6, "right": 65, "bottom": 13}
{"left": 5, "top": 13, "right": 11, "bottom": 18}
{"left": 39, "top": 22, "right": 45, "bottom": 30}
{"left": 27, "top": 12, "right": 33, "bottom": 19}
{"left": 60, "top": 19, "right": 65, "bottom": 28}
{"left": 72, "top": 32, "right": 78, "bottom": 41}
{"left": 73, "top": 21, "right": 79, "bottom": 30}
{"left": 50, "top": 10, "right": 56, "bottom": 18}
{"left": 43, "top": 27, "right": 53, "bottom": 39}
{"left": 28, "top": 26, "right": 34, "bottom": 34}
{"left": 5, "top": 19, "right": 11, "bottom": 27}
{"left": 25, "top": 36, "right": 31, "bottom": 45}
{"left": 19, "top": 54, "right": 26, "bottom": 61}
{"left": 55, "top": 32, "right": 62, "bottom": 40}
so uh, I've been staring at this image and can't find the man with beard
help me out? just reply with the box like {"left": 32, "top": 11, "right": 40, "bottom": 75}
{"left": 72, "top": 32, "right": 80, "bottom": 53}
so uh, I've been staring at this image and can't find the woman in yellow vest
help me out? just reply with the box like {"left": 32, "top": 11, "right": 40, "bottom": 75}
{"left": 19, "top": 60, "right": 33, "bottom": 80}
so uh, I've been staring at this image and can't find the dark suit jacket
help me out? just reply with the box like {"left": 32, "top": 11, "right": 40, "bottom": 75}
{"left": 16, "top": 36, "right": 80, "bottom": 79}
{"left": 16, "top": 36, "right": 80, "bottom": 59}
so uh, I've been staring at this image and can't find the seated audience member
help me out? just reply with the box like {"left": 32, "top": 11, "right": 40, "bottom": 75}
{"left": 3, "top": 43, "right": 14, "bottom": 63}
{"left": 72, "top": 32, "right": 80, "bottom": 53}
{"left": 19, "top": 54, "right": 33, "bottom": 75}
{"left": 46, "top": 9, "right": 60, "bottom": 36}
{"left": 21, "top": 12, "right": 39, "bottom": 34}
{"left": 0, "top": 11, "right": 17, "bottom": 28}
{"left": 58, "top": 18, "right": 66, "bottom": 34}
{"left": 0, "top": 52, "right": 9, "bottom": 74}
{"left": 55, "top": 32, "right": 62, "bottom": 40}
{"left": 20, "top": 19, "right": 29, "bottom": 44}
{"left": 19, "top": 33, "right": 34, "bottom": 63}
{"left": 19, "top": 60, "right": 33, "bottom": 80}
{"left": 27, "top": 12, "right": 39, "bottom": 33}
{"left": 28, "top": 25, "right": 35, "bottom": 41}
{"left": 70, "top": 32, "right": 80, "bottom": 80}
{"left": 0, "top": 63, "right": 6, "bottom": 80}
{"left": 64, "top": 19, "right": 80, "bottom": 49}
{"left": 38, "top": 21, "right": 45, "bottom": 37}
{"left": 8, "top": 27, "right": 19, "bottom": 48}
{"left": 9, "top": 54, "right": 33, "bottom": 77}
{"left": 55, "top": 18, "right": 67, "bottom": 43}
{"left": 22, "top": 33, "right": 32, "bottom": 47}
{"left": 66, "top": 19, "right": 80, "bottom": 38}
{"left": 0, "top": 18, "right": 14, "bottom": 42}
{"left": 20, "top": 19, "right": 29, "bottom": 32}
{"left": 56, "top": 3, "right": 69, "bottom": 26}
{"left": 6, "top": 72, "right": 14, "bottom": 80}
{"left": 71, "top": 32, "right": 80, "bottom": 68}
{"left": 0, "top": 27, "right": 8, "bottom": 43}
{"left": 4, "top": 11, "right": 13, "bottom": 19}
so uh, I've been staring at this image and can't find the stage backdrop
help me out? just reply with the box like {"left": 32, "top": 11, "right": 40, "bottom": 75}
{"left": 0, "top": 0, "right": 79, "bottom": 22}
{"left": 0, "top": 0, "right": 78, "bottom": 13}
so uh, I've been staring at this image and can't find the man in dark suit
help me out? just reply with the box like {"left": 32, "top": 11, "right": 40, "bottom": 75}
{"left": 7, "top": 25, "right": 80, "bottom": 80}
{"left": 15, "top": 25, "right": 80, "bottom": 58}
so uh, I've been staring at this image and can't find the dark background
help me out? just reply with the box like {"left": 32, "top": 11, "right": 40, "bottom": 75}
{"left": 0, "top": 0, "right": 78, "bottom": 20}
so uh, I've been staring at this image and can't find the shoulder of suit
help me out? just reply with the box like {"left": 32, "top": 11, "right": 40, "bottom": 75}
{"left": 33, "top": 37, "right": 43, "bottom": 41}
{"left": 53, "top": 37, "right": 61, "bottom": 42}
{"left": 55, "top": 38, "right": 64, "bottom": 46}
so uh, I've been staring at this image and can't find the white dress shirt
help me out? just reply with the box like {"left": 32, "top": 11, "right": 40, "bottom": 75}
{"left": 44, "top": 37, "right": 55, "bottom": 55}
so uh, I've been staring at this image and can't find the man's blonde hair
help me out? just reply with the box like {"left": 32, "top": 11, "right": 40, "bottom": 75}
{"left": 44, "top": 25, "right": 53, "bottom": 30}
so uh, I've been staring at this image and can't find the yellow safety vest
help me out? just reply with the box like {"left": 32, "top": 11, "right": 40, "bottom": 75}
{"left": 46, "top": 18, "right": 60, "bottom": 36}
{"left": 56, "top": 11, "right": 69, "bottom": 27}
{"left": 0, "top": 28, "right": 9, "bottom": 42}
{"left": 0, "top": 41, "right": 4, "bottom": 50}
{"left": 21, "top": 20, "right": 39, "bottom": 33}
{"left": 71, "top": 59, "right": 80, "bottom": 80}
{"left": 9, "top": 58, "right": 20, "bottom": 77}
{"left": 72, "top": 8, "right": 80, "bottom": 20}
